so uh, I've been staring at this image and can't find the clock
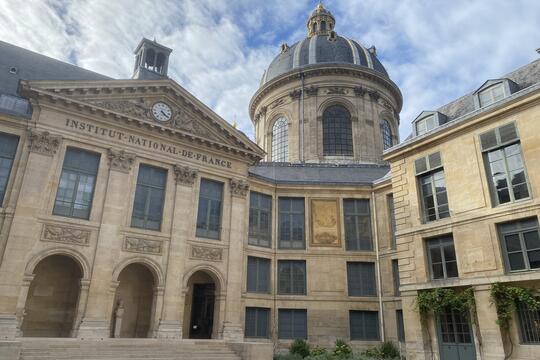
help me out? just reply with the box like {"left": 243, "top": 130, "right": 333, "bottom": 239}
{"left": 151, "top": 102, "right": 172, "bottom": 122}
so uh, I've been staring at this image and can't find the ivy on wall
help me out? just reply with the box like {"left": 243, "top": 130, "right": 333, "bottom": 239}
{"left": 490, "top": 282, "right": 540, "bottom": 329}
{"left": 416, "top": 287, "right": 476, "bottom": 319}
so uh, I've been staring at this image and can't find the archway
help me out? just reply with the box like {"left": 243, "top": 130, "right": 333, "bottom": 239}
{"left": 112, "top": 263, "right": 155, "bottom": 338}
{"left": 183, "top": 270, "right": 218, "bottom": 339}
{"left": 21, "top": 254, "right": 82, "bottom": 337}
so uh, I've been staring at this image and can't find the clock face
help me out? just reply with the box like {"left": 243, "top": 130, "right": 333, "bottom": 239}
{"left": 151, "top": 102, "right": 172, "bottom": 122}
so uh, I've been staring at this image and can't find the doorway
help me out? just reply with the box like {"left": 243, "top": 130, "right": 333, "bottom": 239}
{"left": 184, "top": 270, "right": 217, "bottom": 339}
{"left": 438, "top": 309, "right": 476, "bottom": 360}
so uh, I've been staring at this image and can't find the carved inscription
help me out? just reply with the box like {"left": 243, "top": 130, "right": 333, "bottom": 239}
{"left": 41, "top": 224, "right": 90, "bottom": 246}
{"left": 123, "top": 237, "right": 162, "bottom": 255}
{"left": 191, "top": 245, "right": 223, "bottom": 261}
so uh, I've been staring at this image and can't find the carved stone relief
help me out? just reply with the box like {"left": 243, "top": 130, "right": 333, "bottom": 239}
{"left": 229, "top": 178, "right": 249, "bottom": 197}
{"left": 93, "top": 100, "right": 149, "bottom": 119}
{"left": 108, "top": 148, "right": 136, "bottom": 173}
{"left": 305, "top": 86, "right": 318, "bottom": 96}
{"left": 41, "top": 224, "right": 90, "bottom": 246}
{"left": 326, "top": 87, "right": 347, "bottom": 95}
{"left": 173, "top": 165, "right": 198, "bottom": 186}
{"left": 28, "top": 129, "right": 61, "bottom": 156}
{"left": 310, "top": 199, "right": 341, "bottom": 247}
{"left": 123, "top": 237, "right": 162, "bottom": 255}
{"left": 190, "top": 245, "right": 223, "bottom": 261}
{"left": 289, "top": 89, "right": 302, "bottom": 100}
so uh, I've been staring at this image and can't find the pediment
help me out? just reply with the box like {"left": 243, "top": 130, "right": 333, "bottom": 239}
{"left": 20, "top": 79, "right": 264, "bottom": 162}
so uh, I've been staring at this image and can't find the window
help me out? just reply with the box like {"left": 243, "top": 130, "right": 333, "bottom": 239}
{"left": 416, "top": 115, "right": 437, "bottom": 136}
{"left": 350, "top": 311, "right": 379, "bottom": 341}
{"left": 245, "top": 307, "right": 270, "bottom": 339}
{"left": 323, "top": 105, "right": 353, "bottom": 156}
{"left": 388, "top": 195, "right": 396, "bottom": 249}
{"left": 247, "top": 256, "right": 271, "bottom": 293}
{"left": 272, "top": 117, "right": 288, "bottom": 162}
{"left": 415, "top": 152, "right": 449, "bottom": 222}
{"left": 0, "top": 133, "right": 19, "bottom": 205}
{"left": 478, "top": 83, "right": 505, "bottom": 107}
{"left": 196, "top": 179, "right": 223, "bottom": 239}
{"left": 131, "top": 164, "right": 167, "bottom": 230}
{"left": 278, "top": 260, "right": 306, "bottom": 295}
{"left": 426, "top": 236, "right": 458, "bottom": 280}
{"left": 396, "top": 310, "right": 405, "bottom": 342}
{"left": 278, "top": 309, "right": 307, "bottom": 339}
{"left": 498, "top": 218, "right": 540, "bottom": 272}
{"left": 347, "top": 262, "right": 376, "bottom": 297}
{"left": 249, "top": 192, "right": 272, "bottom": 247}
{"left": 480, "top": 123, "right": 530, "bottom": 206}
{"left": 381, "top": 119, "right": 393, "bottom": 150}
{"left": 0, "top": 94, "right": 30, "bottom": 114}
{"left": 517, "top": 301, "right": 540, "bottom": 344}
{"left": 278, "top": 197, "right": 305, "bottom": 249}
{"left": 53, "top": 148, "right": 100, "bottom": 219}
{"left": 392, "top": 259, "right": 400, "bottom": 296}
{"left": 343, "top": 199, "right": 372, "bottom": 251}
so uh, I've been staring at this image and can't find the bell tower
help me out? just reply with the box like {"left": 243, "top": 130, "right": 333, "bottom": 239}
{"left": 132, "top": 38, "right": 173, "bottom": 80}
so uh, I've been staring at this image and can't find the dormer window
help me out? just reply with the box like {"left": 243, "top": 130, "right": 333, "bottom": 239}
{"left": 413, "top": 111, "right": 448, "bottom": 136}
{"left": 474, "top": 79, "right": 518, "bottom": 109}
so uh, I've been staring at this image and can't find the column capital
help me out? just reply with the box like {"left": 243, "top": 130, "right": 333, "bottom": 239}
{"left": 28, "top": 129, "right": 61, "bottom": 156}
{"left": 229, "top": 178, "right": 249, "bottom": 198}
{"left": 107, "top": 148, "right": 136, "bottom": 173}
{"left": 173, "top": 165, "right": 198, "bottom": 186}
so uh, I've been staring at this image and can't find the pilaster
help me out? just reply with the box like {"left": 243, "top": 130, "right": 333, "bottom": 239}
{"left": 473, "top": 284, "right": 505, "bottom": 360}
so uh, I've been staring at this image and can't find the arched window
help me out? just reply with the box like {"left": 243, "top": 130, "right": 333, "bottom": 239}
{"left": 322, "top": 105, "right": 353, "bottom": 156}
{"left": 272, "top": 117, "right": 288, "bottom": 162}
{"left": 381, "top": 119, "right": 393, "bottom": 150}
{"left": 144, "top": 48, "right": 155, "bottom": 68}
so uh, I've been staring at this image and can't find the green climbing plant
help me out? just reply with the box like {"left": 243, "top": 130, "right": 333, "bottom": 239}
{"left": 490, "top": 282, "right": 540, "bottom": 329}
{"left": 416, "top": 287, "right": 476, "bottom": 319}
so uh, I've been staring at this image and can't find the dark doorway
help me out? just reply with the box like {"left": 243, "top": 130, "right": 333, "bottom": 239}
{"left": 438, "top": 308, "right": 476, "bottom": 360}
{"left": 189, "top": 283, "right": 215, "bottom": 339}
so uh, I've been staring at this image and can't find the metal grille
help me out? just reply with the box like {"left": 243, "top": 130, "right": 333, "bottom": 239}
{"left": 517, "top": 301, "right": 540, "bottom": 344}
{"left": 322, "top": 105, "right": 353, "bottom": 156}
{"left": 271, "top": 117, "right": 288, "bottom": 162}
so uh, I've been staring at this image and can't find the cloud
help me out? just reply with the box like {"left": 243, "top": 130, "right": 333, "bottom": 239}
{"left": 0, "top": 0, "right": 538, "bottom": 139}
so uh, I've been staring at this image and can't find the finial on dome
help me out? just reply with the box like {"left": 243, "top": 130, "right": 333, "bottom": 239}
{"left": 307, "top": 2, "right": 335, "bottom": 37}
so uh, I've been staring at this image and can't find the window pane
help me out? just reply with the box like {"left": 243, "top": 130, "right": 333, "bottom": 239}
{"left": 196, "top": 179, "right": 223, "bottom": 239}
{"left": 323, "top": 105, "right": 353, "bottom": 156}
{"left": 131, "top": 165, "right": 167, "bottom": 230}
{"left": 347, "top": 262, "right": 376, "bottom": 296}
{"left": 279, "top": 309, "right": 307, "bottom": 339}
{"left": 278, "top": 260, "right": 306, "bottom": 295}
{"left": 278, "top": 198, "right": 305, "bottom": 249}
{"left": 272, "top": 117, "right": 289, "bottom": 162}
{"left": 381, "top": 120, "right": 393, "bottom": 150}
{"left": 0, "top": 133, "right": 19, "bottom": 205}
{"left": 344, "top": 199, "right": 372, "bottom": 251}
{"left": 508, "top": 253, "right": 526, "bottom": 271}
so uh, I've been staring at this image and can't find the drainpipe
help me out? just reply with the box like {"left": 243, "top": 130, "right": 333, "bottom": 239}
{"left": 300, "top": 73, "right": 305, "bottom": 163}
{"left": 372, "top": 192, "right": 385, "bottom": 341}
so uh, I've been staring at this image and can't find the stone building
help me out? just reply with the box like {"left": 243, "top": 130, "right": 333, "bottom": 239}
{"left": 0, "top": 3, "right": 538, "bottom": 360}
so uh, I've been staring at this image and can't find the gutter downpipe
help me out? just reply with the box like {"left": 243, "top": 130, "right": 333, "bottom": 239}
{"left": 300, "top": 72, "right": 305, "bottom": 163}
{"left": 372, "top": 191, "right": 385, "bottom": 341}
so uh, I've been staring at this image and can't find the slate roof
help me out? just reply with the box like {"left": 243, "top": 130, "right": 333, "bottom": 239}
{"left": 249, "top": 162, "right": 390, "bottom": 185}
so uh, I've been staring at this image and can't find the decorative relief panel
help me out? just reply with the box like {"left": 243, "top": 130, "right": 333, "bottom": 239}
{"left": 327, "top": 87, "right": 347, "bottom": 95}
{"left": 28, "top": 129, "right": 61, "bottom": 156}
{"left": 229, "top": 178, "right": 249, "bottom": 197}
{"left": 123, "top": 236, "right": 162, "bottom": 255}
{"left": 190, "top": 245, "right": 223, "bottom": 261}
{"left": 310, "top": 199, "right": 341, "bottom": 247}
{"left": 41, "top": 224, "right": 90, "bottom": 246}
{"left": 108, "top": 148, "right": 136, "bottom": 173}
{"left": 173, "top": 165, "right": 198, "bottom": 186}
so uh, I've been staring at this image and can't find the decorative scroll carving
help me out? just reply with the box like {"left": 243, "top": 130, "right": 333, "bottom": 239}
{"left": 41, "top": 224, "right": 90, "bottom": 246}
{"left": 305, "top": 86, "right": 318, "bottom": 96}
{"left": 353, "top": 86, "right": 366, "bottom": 97}
{"left": 108, "top": 148, "right": 136, "bottom": 173}
{"left": 93, "top": 100, "right": 149, "bottom": 119}
{"left": 173, "top": 165, "right": 198, "bottom": 186}
{"left": 368, "top": 90, "right": 380, "bottom": 101}
{"left": 327, "top": 87, "right": 347, "bottom": 95}
{"left": 191, "top": 245, "right": 223, "bottom": 261}
{"left": 269, "top": 98, "right": 285, "bottom": 109}
{"left": 123, "top": 237, "right": 162, "bottom": 255}
{"left": 310, "top": 199, "right": 341, "bottom": 247}
{"left": 28, "top": 129, "right": 61, "bottom": 156}
{"left": 229, "top": 178, "right": 249, "bottom": 197}
{"left": 289, "top": 89, "right": 302, "bottom": 100}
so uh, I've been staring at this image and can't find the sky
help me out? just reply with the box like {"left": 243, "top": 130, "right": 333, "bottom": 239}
{"left": 0, "top": 0, "right": 538, "bottom": 139}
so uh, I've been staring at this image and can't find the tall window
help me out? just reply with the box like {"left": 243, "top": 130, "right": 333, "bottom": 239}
{"left": 0, "top": 133, "right": 19, "bottom": 205}
{"left": 272, "top": 117, "right": 288, "bottom": 162}
{"left": 392, "top": 259, "right": 400, "bottom": 296}
{"left": 249, "top": 192, "right": 272, "bottom": 247}
{"left": 426, "top": 236, "right": 458, "bottom": 280}
{"left": 247, "top": 256, "right": 271, "bottom": 294}
{"left": 415, "top": 152, "right": 449, "bottom": 222}
{"left": 416, "top": 115, "right": 437, "bottom": 136}
{"left": 480, "top": 123, "right": 530, "bottom": 206}
{"left": 498, "top": 218, "right": 540, "bottom": 272}
{"left": 278, "top": 197, "right": 305, "bottom": 249}
{"left": 53, "top": 148, "right": 100, "bottom": 220}
{"left": 278, "top": 260, "right": 306, "bottom": 295}
{"left": 387, "top": 195, "right": 397, "bottom": 249}
{"left": 245, "top": 307, "right": 270, "bottom": 339}
{"left": 347, "top": 262, "right": 376, "bottom": 297}
{"left": 323, "top": 105, "right": 353, "bottom": 156}
{"left": 381, "top": 119, "right": 393, "bottom": 150}
{"left": 517, "top": 301, "right": 540, "bottom": 344}
{"left": 278, "top": 309, "right": 307, "bottom": 339}
{"left": 478, "top": 83, "right": 505, "bottom": 107}
{"left": 196, "top": 179, "right": 223, "bottom": 239}
{"left": 131, "top": 165, "right": 167, "bottom": 230}
{"left": 350, "top": 311, "right": 379, "bottom": 341}
{"left": 396, "top": 309, "right": 405, "bottom": 342}
{"left": 343, "top": 199, "right": 372, "bottom": 251}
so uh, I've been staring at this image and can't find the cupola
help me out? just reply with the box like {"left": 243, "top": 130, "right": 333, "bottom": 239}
{"left": 132, "top": 38, "right": 173, "bottom": 80}
{"left": 307, "top": 2, "right": 335, "bottom": 37}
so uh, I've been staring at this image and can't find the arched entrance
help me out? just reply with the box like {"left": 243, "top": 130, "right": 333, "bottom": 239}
{"left": 112, "top": 263, "right": 155, "bottom": 338}
{"left": 183, "top": 270, "right": 218, "bottom": 339}
{"left": 21, "top": 254, "right": 82, "bottom": 337}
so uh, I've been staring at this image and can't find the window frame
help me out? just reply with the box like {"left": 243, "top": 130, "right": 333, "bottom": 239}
{"left": 277, "top": 260, "right": 307, "bottom": 295}
{"left": 349, "top": 310, "right": 380, "bottom": 341}
{"left": 248, "top": 191, "right": 272, "bottom": 248}
{"left": 278, "top": 308, "right": 307, "bottom": 340}
{"left": 396, "top": 309, "right": 405, "bottom": 342}
{"left": 278, "top": 197, "right": 305, "bottom": 249}
{"left": 380, "top": 119, "right": 393, "bottom": 150}
{"left": 322, "top": 105, "right": 353, "bottom": 156}
{"left": 245, "top": 307, "right": 270, "bottom": 339}
{"left": 196, "top": 178, "right": 224, "bottom": 240}
{"left": 415, "top": 115, "right": 437, "bottom": 136}
{"left": 426, "top": 235, "right": 459, "bottom": 280}
{"left": 130, "top": 163, "right": 168, "bottom": 231}
{"left": 478, "top": 82, "right": 506, "bottom": 108}
{"left": 271, "top": 117, "right": 289, "bottom": 162}
{"left": 516, "top": 300, "right": 540, "bottom": 344}
{"left": 498, "top": 218, "right": 540, "bottom": 273}
{"left": 392, "top": 259, "right": 400, "bottom": 296}
{"left": 246, "top": 256, "right": 271, "bottom": 294}
{"left": 415, "top": 152, "right": 449, "bottom": 223}
{"left": 387, "top": 194, "right": 397, "bottom": 249}
{"left": 346, "top": 261, "right": 377, "bottom": 297}
{"left": 0, "top": 132, "right": 19, "bottom": 206}
{"left": 343, "top": 198, "right": 373, "bottom": 251}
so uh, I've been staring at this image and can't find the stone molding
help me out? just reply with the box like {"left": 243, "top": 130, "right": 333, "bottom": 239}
{"left": 123, "top": 236, "right": 162, "bottom": 255}
{"left": 229, "top": 178, "right": 249, "bottom": 197}
{"left": 173, "top": 165, "right": 198, "bottom": 186}
{"left": 107, "top": 148, "right": 136, "bottom": 173}
{"left": 190, "top": 245, "right": 223, "bottom": 261}
{"left": 28, "top": 129, "right": 61, "bottom": 156}
{"left": 289, "top": 89, "right": 302, "bottom": 100}
{"left": 41, "top": 224, "right": 91, "bottom": 246}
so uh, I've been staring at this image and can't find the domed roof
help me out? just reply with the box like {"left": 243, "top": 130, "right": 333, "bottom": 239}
{"left": 260, "top": 3, "right": 389, "bottom": 86}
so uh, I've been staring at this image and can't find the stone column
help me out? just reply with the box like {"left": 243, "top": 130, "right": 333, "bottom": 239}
{"left": 156, "top": 165, "right": 198, "bottom": 338}
{"left": 221, "top": 178, "right": 249, "bottom": 341}
{"left": 473, "top": 285, "right": 505, "bottom": 360}
{"left": 0, "top": 129, "right": 61, "bottom": 339}
{"left": 78, "top": 148, "right": 136, "bottom": 338}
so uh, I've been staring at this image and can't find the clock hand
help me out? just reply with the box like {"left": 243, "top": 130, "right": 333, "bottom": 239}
{"left": 160, "top": 110, "right": 169, "bottom": 117}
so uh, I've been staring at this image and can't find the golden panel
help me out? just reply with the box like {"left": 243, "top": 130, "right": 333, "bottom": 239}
{"left": 310, "top": 198, "right": 341, "bottom": 247}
